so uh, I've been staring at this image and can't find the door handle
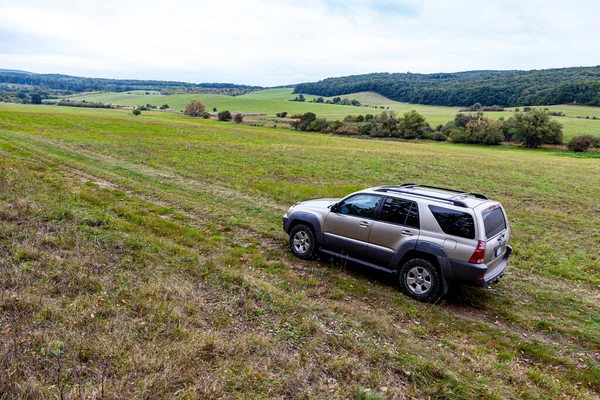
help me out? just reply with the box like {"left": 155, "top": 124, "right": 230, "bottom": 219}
{"left": 359, "top": 221, "right": 370, "bottom": 228}
{"left": 401, "top": 230, "right": 414, "bottom": 236}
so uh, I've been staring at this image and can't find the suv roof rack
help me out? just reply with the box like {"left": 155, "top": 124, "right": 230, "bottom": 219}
{"left": 400, "top": 183, "right": 488, "bottom": 200}
{"left": 374, "top": 184, "right": 488, "bottom": 208}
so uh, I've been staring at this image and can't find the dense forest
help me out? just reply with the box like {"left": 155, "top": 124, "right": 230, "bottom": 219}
{"left": 0, "top": 70, "right": 261, "bottom": 96}
{"left": 293, "top": 67, "right": 600, "bottom": 107}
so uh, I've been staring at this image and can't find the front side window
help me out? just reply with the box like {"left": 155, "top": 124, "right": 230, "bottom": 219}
{"left": 380, "top": 197, "right": 419, "bottom": 228}
{"left": 336, "top": 194, "right": 381, "bottom": 219}
{"left": 428, "top": 205, "right": 475, "bottom": 239}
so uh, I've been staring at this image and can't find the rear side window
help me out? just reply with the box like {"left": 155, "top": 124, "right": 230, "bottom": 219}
{"left": 428, "top": 205, "right": 475, "bottom": 239}
{"left": 380, "top": 197, "right": 419, "bottom": 228}
{"left": 483, "top": 207, "right": 507, "bottom": 239}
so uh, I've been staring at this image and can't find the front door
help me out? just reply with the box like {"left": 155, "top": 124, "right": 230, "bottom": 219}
{"left": 323, "top": 194, "right": 382, "bottom": 256}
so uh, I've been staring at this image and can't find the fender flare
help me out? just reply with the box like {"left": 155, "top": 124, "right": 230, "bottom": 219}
{"left": 285, "top": 212, "right": 324, "bottom": 243}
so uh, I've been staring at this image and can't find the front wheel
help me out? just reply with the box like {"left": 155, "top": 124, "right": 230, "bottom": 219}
{"left": 398, "top": 258, "right": 441, "bottom": 302}
{"left": 289, "top": 224, "right": 318, "bottom": 260}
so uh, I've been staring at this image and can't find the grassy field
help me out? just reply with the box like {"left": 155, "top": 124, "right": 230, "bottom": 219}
{"left": 1, "top": 103, "right": 599, "bottom": 399}
{"left": 63, "top": 89, "right": 600, "bottom": 141}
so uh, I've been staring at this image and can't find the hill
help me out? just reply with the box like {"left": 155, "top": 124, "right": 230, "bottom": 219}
{"left": 294, "top": 66, "right": 600, "bottom": 107}
{"left": 0, "top": 70, "right": 261, "bottom": 94}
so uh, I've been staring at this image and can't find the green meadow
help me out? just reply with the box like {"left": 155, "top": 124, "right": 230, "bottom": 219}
{"left": 63, "top": 88, "right": 600, "bottom": 140}
{"left": 1, "top": 103, "right": 599, "bottom": 399}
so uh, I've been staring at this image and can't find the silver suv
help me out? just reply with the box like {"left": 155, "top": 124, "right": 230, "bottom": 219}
{"left": 282, "top": 184, "right": 512, "bottom": 302}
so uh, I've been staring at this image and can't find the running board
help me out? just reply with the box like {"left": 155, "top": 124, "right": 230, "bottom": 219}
{"left": 319, "top": 249, "right": 396, "bottom": 274}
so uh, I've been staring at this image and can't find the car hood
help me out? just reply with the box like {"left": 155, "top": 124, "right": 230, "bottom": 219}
{"left": 289, "top": 198, "right": 339, "bottom": 212}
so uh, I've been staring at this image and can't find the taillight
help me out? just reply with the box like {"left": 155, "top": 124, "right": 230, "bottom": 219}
{"left": 469, "top": 240, "right": 486, "bottom": 264}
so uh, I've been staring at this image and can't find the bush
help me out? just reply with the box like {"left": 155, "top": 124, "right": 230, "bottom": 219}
{"left": 590, "top": 135, "right": 600, "bottom": 148}
{"left": 218, "top": 110, "right": 232, "bottom": 121}
{"left": 160, "top": 104, "right": 169, "bottom": 110}
{"left": 466, "top": 118, "right": 504, "bottom": 145}
{"left": 184, "top": 99, "right": 206, "bottom": 117}
{"left": 568, "top": 135, "right": 593, "bottom": 152}
{"left": 432, "top": 132, "right": 447, "bottom": 141}
{"left": 202, "top": 112, "right": 210, "bottom": 119}
{"left": 276, "top": 111, "right": 288, "bottom": 118}
{"left": 448, "top": 129, "right": 470, "bottom": 143}
{"left": 290, "top": 113, "right": 303, "bottom": 119}
{"left": 132, "top": 109, "right": 141, "bottom": 116}
{"left": 335, "top": 124, "right": 360, "bottom": 135}
{"left": 310, "top": 118, "right": 329, "bottom": 132}
{"left": 300, "top": 112, "right": 317, "bottom": 126}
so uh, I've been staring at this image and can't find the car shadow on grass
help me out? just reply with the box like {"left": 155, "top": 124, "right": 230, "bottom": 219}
{"left": 317, "top": 255, "right": 497, "bottom": 308}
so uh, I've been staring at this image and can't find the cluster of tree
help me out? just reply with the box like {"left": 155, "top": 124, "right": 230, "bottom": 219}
{"left": 55, "top": 100, "right": 111, "bottom": 109}
{"left": 289, "top": 110, "right": 434, "bottom": 139}
{"left": 275, "top": 112, "right": 288, "bottom": 117}
{"left": 159, "top": 87, "right": 259, "bottom": 96}
{"left": 314, "top": 96, "right": 362, "bottom": 106}
{"left": 459, "top": 102, "right": 504, "bottom": 112}
{"left": 0, "top": 88, "right": 48, "bottom": 104}
{"left": 0, "top": 70, "right": 262, "bottom": 96}
{"left": 287, "top": 109, "right": 565, "bottom": 149}
{"left": 293, "top": 66, "right": 600, "bottom": 107}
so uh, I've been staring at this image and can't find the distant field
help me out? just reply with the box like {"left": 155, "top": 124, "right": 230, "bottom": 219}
{"left": 1, "top": 103, "right": 599, "bottom": 398}
{"left": 63, "top": 89, "right": 600, "bottom": 140}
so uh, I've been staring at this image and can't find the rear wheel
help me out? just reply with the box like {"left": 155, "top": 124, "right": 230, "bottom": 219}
{"left": 289, "top": 224, "right": 318, "bottom": 260}
{"left": 398, "top": 258, "right": 441, "bottom": 302}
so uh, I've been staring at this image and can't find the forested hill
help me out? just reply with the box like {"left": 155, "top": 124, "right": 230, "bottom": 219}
{"left": 0, "top": 70, "right": 261, "bottom": 94}
{"left": 293, "top": 67, "right": 600, "bottom": 107}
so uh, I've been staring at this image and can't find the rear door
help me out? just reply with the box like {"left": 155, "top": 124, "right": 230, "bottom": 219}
{"left": 323, "top": 194, "right": 382, "bottom": 256}
{"left": 480, "top": 204, "right": 510, "bottom": 266}
{"left": 367, "top": 197, "right": 420, "bottom": 266}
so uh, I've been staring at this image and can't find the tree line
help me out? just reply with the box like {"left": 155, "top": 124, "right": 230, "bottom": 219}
{"left": 279, "top": 109, "right": 598, "bottom": 151}
{"left": 293, "top": 66, "right": 600, "bottom": 107}
{"left": 0, "top": 71, "right": 262, "bottom": 97}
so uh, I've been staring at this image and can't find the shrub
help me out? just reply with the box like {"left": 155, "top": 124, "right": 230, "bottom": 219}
{"left": 132, "top": 109, "right": 141, "bottom": 116}
{"left": 590, "top": 135, "right": 600, "bottom": 148}
{"left": 466, "top": 118, "right": 505, "bottom": 145}
{"left": 202, "top": 112, "right": 210, "bottom": 119}
{"left": 300, "top": 112, "right": 317, "bottom": 126}
{"left": 448, "top": 129, "right": 470, "bottom": 143}
{"left": 335, "top": 124, "right": 360, "bottom": 135}
{"left": 290, "top": 113, "right": 303, "bottom": 119}
{"left": 432, "top": 132, "right": 447, "bottom": 141}
{"left": 276, "top": 111, "right": 288, "bottom": 118}
{"left": 568, "top": 135, "right": 593, "bottom": 152}
{"left": 160, "top": 104, "right": 169, "bottom": 110}
{"left": 233, "top": 113, "right": 244, "bottom": 124}
{"left": 218, "top": 110, "right": 232, "bottom": 121}
{"left": 309, "top": 118, "right": 328, "bottom": 132}
{"left": 184, "top": 99, "right": 206, "bottom": 117}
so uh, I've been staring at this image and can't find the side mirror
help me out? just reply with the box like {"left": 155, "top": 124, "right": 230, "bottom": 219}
{"left": 329, "top": 203, "right": 338, "bottom": 212}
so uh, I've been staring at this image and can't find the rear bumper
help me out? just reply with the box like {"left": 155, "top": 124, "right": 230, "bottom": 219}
{"left": 448, "top": 245, "right": 512, "bottom": 287}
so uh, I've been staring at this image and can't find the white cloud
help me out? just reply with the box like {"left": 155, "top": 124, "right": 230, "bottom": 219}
{"left": 0, "top": 0, "right": 599, "bottom": 85}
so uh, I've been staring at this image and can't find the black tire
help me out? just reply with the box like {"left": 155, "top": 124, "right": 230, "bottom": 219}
{"left": 289, "top": 224, "right": 318, "bottom": 260}
{"left": 398, "top": 258, "right": 441, "bottom": 302}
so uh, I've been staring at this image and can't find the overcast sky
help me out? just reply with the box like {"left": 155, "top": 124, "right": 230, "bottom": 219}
{"left": 1, "top": 0, "right": 599, "bottom": 86}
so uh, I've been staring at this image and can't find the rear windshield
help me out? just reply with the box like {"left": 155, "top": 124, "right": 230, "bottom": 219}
{"left": 428, "top": 205, "right": 475, "bottom": 239}
{"left": 483, "top": 207, "right": 507, "bottom": 239}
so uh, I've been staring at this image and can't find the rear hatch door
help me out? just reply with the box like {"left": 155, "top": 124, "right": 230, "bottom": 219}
{"left": 480, "top": 203, "right": 510, "bottom": 268}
